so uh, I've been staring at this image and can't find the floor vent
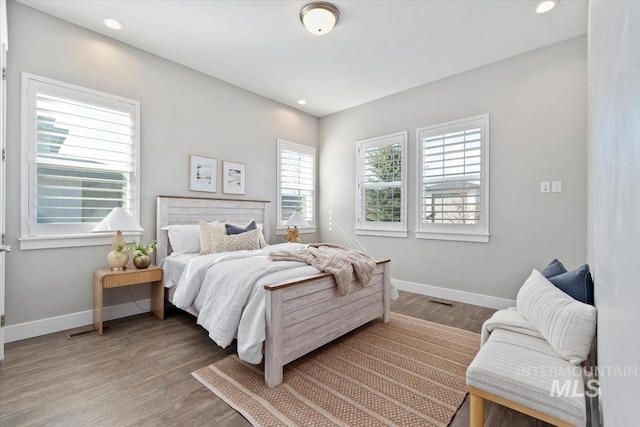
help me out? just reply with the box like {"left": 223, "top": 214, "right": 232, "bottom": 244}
{"left": 428, "top": 299, "right": 455, "bottom": 307}
{"left": 65, "top": 326, "right": 108, "bottom": 339}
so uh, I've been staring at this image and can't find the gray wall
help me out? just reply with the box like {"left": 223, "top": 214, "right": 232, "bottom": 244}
{"left": 587, "top": 2, "right": 640, "bottom": 425}
{"left": 5, "top": 2, "right": 318, "bottom": 325}
{"left": 319, "top": 37, "right": 587, "bottom": 300}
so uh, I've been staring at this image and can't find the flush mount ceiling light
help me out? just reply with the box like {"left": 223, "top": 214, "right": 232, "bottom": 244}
{"left": 300, "top": 2, "right": 340, "bottom": 35}
{"left": 535, "top": 0, "right": 559, "bottom": 14}
{"left": 102, "top": 17, "right": 123, "bottom": 30}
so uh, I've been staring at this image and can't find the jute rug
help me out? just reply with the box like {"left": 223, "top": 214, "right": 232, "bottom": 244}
{"left": 193, "top": 313, "right": 480, "bottom": 427}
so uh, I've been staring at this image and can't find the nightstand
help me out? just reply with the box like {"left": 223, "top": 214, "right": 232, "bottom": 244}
{"left": 93, "top": 265, "right": 164, "bottom": 335}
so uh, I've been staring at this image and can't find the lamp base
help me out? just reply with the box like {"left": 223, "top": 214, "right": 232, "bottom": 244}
{"left": 107, "top": 249, "right": 129, "bottom": 271}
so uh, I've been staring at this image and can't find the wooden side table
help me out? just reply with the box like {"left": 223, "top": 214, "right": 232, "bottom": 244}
{"left": 93, "top": 265, "right": 164, "bottom": 335}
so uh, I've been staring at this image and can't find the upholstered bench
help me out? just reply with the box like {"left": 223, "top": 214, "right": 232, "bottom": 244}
{"left": 466, "top": 268, "right": 597, "bottom": 427}
{"left": 467, "top": 329, "right": 586, "bottom": 426}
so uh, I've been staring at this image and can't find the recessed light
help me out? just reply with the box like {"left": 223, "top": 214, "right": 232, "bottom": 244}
{"left": 102, "top": 17, "right": 123, "bottom": 30}
{"left": 297, "top": 99, "right": 307, "bottom": 105}
{"left": 535, "top": 0, "right": 558, "bottom": 14}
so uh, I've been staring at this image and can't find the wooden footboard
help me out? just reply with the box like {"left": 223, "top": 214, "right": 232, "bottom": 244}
{"left": 264, "top": 260, "right": 391, "bottom": 387}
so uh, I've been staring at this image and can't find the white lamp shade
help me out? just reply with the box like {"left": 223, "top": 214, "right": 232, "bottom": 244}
{"left": 301, "top": 2, "right": 339, "bottom": 35}
{"left": 286, "top": 211, "right": 310, "bottom": 228}
{"left": 91, "top": 207, "right": 143, "bottom": 233}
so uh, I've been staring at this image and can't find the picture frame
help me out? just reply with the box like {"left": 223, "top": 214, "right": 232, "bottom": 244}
{"left": 222, "top": 161, "right": 246, "bottom": 195}
{"left": 189, "top": 155, "right": 217, "bottom": 193}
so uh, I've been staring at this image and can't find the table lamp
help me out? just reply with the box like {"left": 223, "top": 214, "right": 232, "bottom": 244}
{"left": 283, "top": 211, "right": 310, "bottom": 243}
{"left": 92, "top": 207, "right": 143, "bottom": 270}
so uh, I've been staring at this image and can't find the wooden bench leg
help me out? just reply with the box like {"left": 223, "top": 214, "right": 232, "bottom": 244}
{"left": 470, "top": 392, "right": 484, "bottom": 427}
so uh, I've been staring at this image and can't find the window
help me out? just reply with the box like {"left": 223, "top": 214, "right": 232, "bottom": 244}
{"left": 277, "top": 139, "right": 316, "bottom": 231}
{"left": 21, "top": 73, "right": 140, "bottom": 249}
{"left": 356, "top": 131, "right": 407, "bottom": 237}
{"left": 416, "top": 114, "right": 489, "bottom": 242}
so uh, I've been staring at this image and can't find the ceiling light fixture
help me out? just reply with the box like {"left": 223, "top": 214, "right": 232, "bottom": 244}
{"left": 300, "top": 2, "right": 340, "bottom": 36}
{"left": 297, "top": 99, "right": 307, "bottom": 105}
{"left": 535, "top": 0, "right": 559, "bottom": 14}
{"left": 102, "top": 17, "right": 123, "bottom": 30}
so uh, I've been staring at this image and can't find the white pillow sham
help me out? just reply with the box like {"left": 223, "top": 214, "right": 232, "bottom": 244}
{"left": 516, "top": 269, "right": 597, "bottom": 365}
{"left": 165, "top": 224, "right": 200, "bottom": 254}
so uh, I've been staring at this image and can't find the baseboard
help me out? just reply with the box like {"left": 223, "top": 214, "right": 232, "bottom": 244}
{"left": 393, "top": 279, "right": 515, "bottom": 310}
{"left": 4, "top": 299, "right": 151, "bottom": 343}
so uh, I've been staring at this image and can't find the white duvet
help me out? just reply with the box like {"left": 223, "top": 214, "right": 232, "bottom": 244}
{"left": 168, "top": 243, "right": 321, "bottom": 364}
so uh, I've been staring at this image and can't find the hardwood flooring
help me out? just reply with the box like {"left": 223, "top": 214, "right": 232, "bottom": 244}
{"left": 0, "top": 291, "right": 552, "bottom": 426}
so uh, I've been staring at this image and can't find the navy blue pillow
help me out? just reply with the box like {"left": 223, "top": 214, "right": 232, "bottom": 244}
{"left": 543, "top": 262, "right": 594, "bottom": 305}
{"left": 541, "top": 258, "right": 567, "bottom": 278}
{"left": 225, "top": 220, "right": 257, "bottom": 235}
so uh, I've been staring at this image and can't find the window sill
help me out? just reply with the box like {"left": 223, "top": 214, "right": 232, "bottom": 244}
{"left": 19, "top": 232, "right": 142, "bottom": 250}
{"left": 276, "top": 227, "right": 317, "bottom": 235}
{"left": 355, "top": 229, "right": 408, "bottom": 238}
{"left": 415, "top": 231, "right": 490, "bottom": 243}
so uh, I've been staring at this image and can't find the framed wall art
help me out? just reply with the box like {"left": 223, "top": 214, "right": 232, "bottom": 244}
{"left": 222, "top": 161, "right": 246, "bottom": 195}
{"left": 189, "top": 155, "right": 217, "bottom": 193}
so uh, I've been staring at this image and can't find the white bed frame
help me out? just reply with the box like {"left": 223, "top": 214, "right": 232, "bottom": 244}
{"left": 156, "top": 195, "right": 391, "bottom": 387}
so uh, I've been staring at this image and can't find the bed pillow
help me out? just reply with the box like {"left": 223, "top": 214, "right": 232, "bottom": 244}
{"left": 516, "top": 269, "right": 597, "bottom": 365}
{"left": 225, "top": 220, "right": 257, "bottom": 235}
{"left": 199, "top": 220, "right": 226, "bottom": 254}
{"left": 224, "top": 219, "right": 268, "bottom": 249}
{"left": 541, "top": 258, "right": 567, "bottom": 278}
{"left": 541, "top": 259, "right": 595, "bottom": 305}
{"left": 166, "top": 224, "right": 200, "bottom": 254}
{"left": 210, "top": 228, "right": 261, "bottom": 254}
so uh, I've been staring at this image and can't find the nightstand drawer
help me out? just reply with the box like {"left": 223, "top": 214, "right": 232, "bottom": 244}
{"left": 100, "top": 268, "right": 163, "bottom": 289}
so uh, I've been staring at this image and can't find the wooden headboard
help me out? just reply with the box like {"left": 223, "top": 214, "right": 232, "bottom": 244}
{"left": 156, "top": 195, "right": 271, "bottom": 261}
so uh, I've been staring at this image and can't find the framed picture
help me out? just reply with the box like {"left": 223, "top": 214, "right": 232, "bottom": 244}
{"left": 190, "top": 155, "right": 217, "bottom": 193}
{"left": 222, "top": 161, "right": 246, "bottom": 195}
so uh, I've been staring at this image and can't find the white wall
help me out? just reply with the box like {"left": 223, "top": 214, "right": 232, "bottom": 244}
{"left": 587, "top": 2, "right": 640, "bottom": 425}
{"left": 319, "top": 37, "right": 587, "bottom": 301}
{"left": 5, "top": 2, "right": 318, "bottom": 327}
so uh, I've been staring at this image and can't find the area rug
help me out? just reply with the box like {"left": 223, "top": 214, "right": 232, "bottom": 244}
{"left": 192, "top": 313, "right": 480, "bottom": 427}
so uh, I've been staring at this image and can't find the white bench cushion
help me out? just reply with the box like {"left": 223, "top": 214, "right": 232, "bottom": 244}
{"left": 466, "top": 329, "right": 586, "bottom": 426}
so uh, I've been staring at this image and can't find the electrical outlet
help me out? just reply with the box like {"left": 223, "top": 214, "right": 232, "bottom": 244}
{"left": 552, "top": 181, "right": 562, "bottom": 193}
{"left": 540, "top": 181, "right": 551, "bottom": 193}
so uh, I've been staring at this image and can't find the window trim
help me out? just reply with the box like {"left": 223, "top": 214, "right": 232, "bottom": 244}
{"left": 355, "top": 131, "right": 408, "bottom": 238}
{"left": 415, "top": 114, "right": 490, "bottom": 243}
{"left": 20, "top": 73, "right": 141, "bottom": 250}
{"left": 276, "top": 139, "right": 317, "bottom": 233}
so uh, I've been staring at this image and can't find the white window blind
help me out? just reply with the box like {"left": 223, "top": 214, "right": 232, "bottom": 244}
{"left": 356, "top": 131, "right": 407, "bottom": 237}
{"left": 416, "top": 115, "right": 489, "bottom": 242}
{"left": 21, "top": 73, "right": 140, "bottom": 248}
{"left": 277, "top": 139, "right": 315, "bottom": 229}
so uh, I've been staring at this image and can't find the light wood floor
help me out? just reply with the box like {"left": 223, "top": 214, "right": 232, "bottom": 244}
{"left": 0, "top": 291, "right": 553, "bottom": 426}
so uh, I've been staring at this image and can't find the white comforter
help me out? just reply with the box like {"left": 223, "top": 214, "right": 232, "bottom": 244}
{"left": 169, "top": 243, "right": 321, "bottom": 363}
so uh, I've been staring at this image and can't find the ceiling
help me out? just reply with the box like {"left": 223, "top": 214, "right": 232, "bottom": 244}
{"left": 18, "top": 0, "right": 588, "bottom": 117}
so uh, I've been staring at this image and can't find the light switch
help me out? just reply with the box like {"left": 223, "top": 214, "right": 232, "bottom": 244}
{"left": 552, "top": 181, "right": 562, "bottom": 193}
{"left": 540, "top": 181, "right": 551, "bottom": 193}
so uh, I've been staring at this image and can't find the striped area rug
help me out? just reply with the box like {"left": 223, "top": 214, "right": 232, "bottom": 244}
{"left": 193, "top": 313, "right": 480, "bottom": 427}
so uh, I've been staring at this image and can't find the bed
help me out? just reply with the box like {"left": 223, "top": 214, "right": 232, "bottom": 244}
{"left": 156, "top": 195, "right": 391, "bottom": 387}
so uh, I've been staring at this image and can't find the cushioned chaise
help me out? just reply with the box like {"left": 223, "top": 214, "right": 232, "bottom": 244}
{"left": 466, "top": 329, "right": 586, "bottom": 427}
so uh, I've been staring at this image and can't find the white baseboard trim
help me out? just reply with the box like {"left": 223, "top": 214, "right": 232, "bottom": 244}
{"left": 393, "top": 279, "right": 515, "bottom": 310}
{"left": 4, "top": 299, "right": 151, "bottom": 343}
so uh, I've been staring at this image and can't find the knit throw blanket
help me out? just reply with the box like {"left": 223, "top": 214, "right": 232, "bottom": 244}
{"left": 269, "top": 243, "right": 377, "bottom": 296}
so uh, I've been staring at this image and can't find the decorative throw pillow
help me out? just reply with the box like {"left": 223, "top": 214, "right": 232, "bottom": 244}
{"left": 210, "top": 228, "right": 261, "bottom": 254}
{"left": 541, "top": 259, "right": 594, "bottom": 305}
{"left": 224, "top": 219, "right": 268, "bottom": 248}
{"left": 541, "top": 258, "right": 567, "bottom": 278}
{"left": 225, "top": 220, "right": 257, "bottom": 235}
{"left": 517, "top": 269, "right": 597, "bottom": 365}
{"left": 166, "top": 224, "right": 200, "bottom": 254}
{"left": 199, "top": 220, "right": 226, "bottom": 254}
